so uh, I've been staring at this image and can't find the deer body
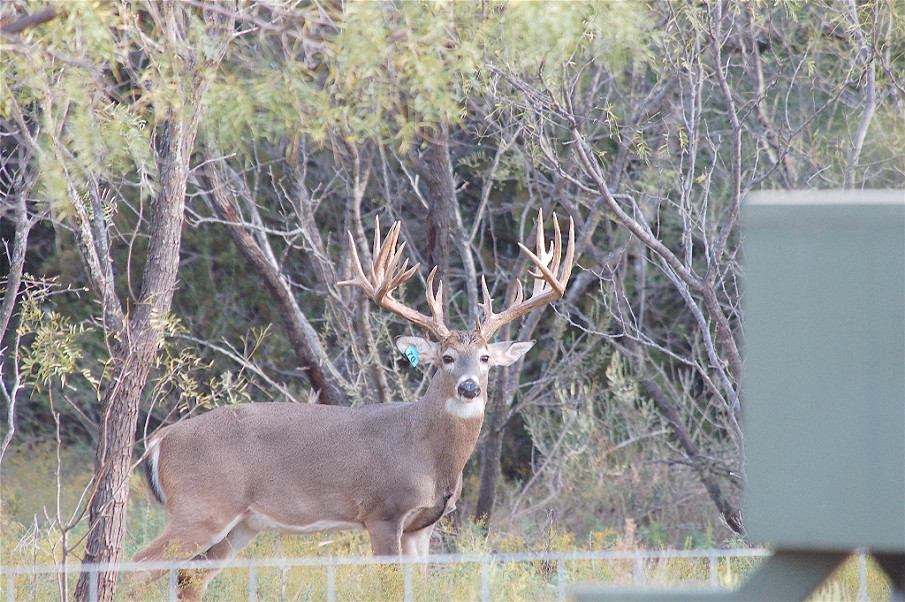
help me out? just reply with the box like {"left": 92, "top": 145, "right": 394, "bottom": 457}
{"left": 145, "top": 400, "right": 469, "bottom": 540}
{"left": 132, "top": 211, "right": 572, "bottom": 600}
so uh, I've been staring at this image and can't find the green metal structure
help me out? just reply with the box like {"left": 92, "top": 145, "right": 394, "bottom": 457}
{"left": 574, "top": 190, "right": 905, "bottom": 601}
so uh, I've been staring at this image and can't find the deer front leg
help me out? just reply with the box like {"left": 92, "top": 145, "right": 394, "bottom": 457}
{"left": 366, "top": 520, "right": 404, "bottom": 556}
{"left": 367, "top": 519, "right": 411, "bottom": 597}
{"left": 402, "top": 526, "right": 433, "bottom": 579}
{"left": 401, "top": 526, "right": 432, "bottom": 557}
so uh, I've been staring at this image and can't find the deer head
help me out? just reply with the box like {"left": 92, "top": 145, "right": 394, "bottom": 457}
{"left": 337, "top": 207, "right": 574, "bottom": 382}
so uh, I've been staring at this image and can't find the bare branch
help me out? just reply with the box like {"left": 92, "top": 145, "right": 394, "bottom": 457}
{"left": 0, "top": 7, "right": 58, "bottom": 35}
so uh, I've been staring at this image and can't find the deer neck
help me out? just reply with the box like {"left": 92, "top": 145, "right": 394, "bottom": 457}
{"left": 415, "top": 373, "right": 485, "bottom": 478}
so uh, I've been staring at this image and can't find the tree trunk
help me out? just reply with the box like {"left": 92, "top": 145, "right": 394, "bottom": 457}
{"left": 0, "top": 194, "right": 32, "bottom": 344}
{"left": 636, "top": 370, "right": 744, "bottom": 535}
{"left": 74, "top": 116, "right": 199, "bottom": 601}
{"left": 411, "top": 127, "right": 455, "bottom": 321}
{"left": 475, "top": 375, "right": 508, "bottom": 524}
{"left": 74, "top": 353, "right": 155, "bottom": 600}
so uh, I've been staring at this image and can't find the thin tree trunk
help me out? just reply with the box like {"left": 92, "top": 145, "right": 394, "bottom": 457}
{"left": 0, "top": 194, "right": 32, "bottom": 465}
{"left": 411, "top": 127, "right": 455, "bottom": 323}
{"left": 0, "top": 195, "right": 33, "bottom": 343}
{"left": 636, "top": 368, "right": 744, "bottom": 535}
{"left": 475, "top": 375, "right": 506, "bottom": 524}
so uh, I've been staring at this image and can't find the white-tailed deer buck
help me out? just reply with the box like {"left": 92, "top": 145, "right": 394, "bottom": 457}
{"left": 131, "top": 209, "right": 573, "bottom": 600}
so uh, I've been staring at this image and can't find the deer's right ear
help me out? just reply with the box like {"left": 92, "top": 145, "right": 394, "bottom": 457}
{"left": 396, "top": 336, "right": 440, "bottom": 366}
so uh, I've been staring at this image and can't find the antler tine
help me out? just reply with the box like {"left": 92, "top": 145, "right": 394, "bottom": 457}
{"left": 338, "top": 218, "right": 450, "bottom": 340}
{"left": 371, "top": 219, "right": 401, "bottom": 287}
{"left": 424, "top": 267, "right": 448, "bottom": 330}
{"left": 374, "top": 224, "right": 412, "bottom": 299}
{"left": 525, "top": 211, "right": 564, "bottom": 294}
{"left": 549, "top": 212, "right": 564, "bottom": 281}
{"left": 478, "top": 277, "right": 491, "bottom": 331}
{"left": 478, "top": 274, "right": 523, "bottom": 321}
{"left": 479, "top": 209, "right": 575, "bottom": 340}
{"left": 342, "top": 230, "right": 374, "bottom": 296}
{"left": 368, "top": 215, "right": 384, "bottom": 285}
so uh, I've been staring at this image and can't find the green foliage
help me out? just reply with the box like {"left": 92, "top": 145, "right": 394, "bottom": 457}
{"left": 2, "top": 278, "right": 102, "bottom": 441}
{"left": 1, "top": 3, "right": 156, "bottom": 215}
{"left": 515, "top": 343, "right": 710, "bottom": 547}
{"left": 17, "top": 289, "right": 94, "bottom": 393}
{"left": 147, "top": 318, "right": 254, "bottom": 418}
{"left": 207, "top": 1, "right": 489, "bottom": 158}
{"left": 486, "top": 1, "right": 652, "bottom": 80}
{"left": 2, "top": 273, "right": 258, "bottom": 444}
{"left": 204, "top": 0, "right": 658, "bottom": 162}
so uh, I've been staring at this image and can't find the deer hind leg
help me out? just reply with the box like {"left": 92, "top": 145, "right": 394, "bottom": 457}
{"left": 177, "top": 519, "right": 260, "bottom": 601}
{"left": 128, "top": 512, "right": 246, "bottom": 600}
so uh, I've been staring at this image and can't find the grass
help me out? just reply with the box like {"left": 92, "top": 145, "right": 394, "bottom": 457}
{"left": 0, "top": 443, "right": 895, "bottom": 601}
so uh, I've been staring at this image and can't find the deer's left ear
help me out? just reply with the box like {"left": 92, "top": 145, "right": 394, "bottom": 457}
{"left": 396, "top": 336, "right": 440, "bottom": 366}
{"left": 487, "top": 340, "right": 535, "bottom": 366}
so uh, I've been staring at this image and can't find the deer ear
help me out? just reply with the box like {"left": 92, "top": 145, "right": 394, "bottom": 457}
{"left": 487, "top": 340, "right": 535, "bottom": 366}
{"left": 395, "top": 336, "right": 440, "bottom": 366}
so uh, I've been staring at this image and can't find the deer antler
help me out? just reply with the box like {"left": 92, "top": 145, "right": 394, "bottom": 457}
{"left": 338, "top": 217, "right": 450, "bottom": 340}
{"left": 477, "top": 209, "right": 575, "bottom": 340}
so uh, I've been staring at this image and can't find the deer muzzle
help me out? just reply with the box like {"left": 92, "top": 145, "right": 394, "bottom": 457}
{"left": 457, "top": 380, "right": 481, "bottom": 400}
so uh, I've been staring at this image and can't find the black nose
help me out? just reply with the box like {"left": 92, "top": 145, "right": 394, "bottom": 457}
{"left": 457, "top": 381, "right": 481, "bottom": 399}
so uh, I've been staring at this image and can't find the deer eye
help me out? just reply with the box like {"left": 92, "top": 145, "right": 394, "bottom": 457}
{"left": 480, "top": 355, "right": 490, "bottom": 363}
{"left": 442, "top": 355, "right": 455, "bottom": 365}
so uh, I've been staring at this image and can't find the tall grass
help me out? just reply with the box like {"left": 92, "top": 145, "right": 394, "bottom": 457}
{"left": 0, "top": 443, "right": 894, "bottom": 601}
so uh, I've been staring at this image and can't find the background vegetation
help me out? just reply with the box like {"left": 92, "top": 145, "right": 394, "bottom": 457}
{"left": 2, "top": 1, "right": 903, "bottom": 599}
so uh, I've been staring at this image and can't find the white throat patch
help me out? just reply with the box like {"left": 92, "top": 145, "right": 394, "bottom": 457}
{"left": 446, "top": 397, "right": 485, "bottom": 420}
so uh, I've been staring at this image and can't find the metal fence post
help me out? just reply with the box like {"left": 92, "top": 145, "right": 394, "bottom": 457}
{"left": 326, "top": 560, "right": 335, "bottom": 602}
{"left": 248, "top": 564, "right": 257, "bottom": 602}
{"left": 403, "top": 559, "right": 413, "bottom": 602}
{"left": 633, "top": 552, "right": 643, "bottom": 586}
{"left": 557, "top": 559, "right": 566, "bottom": 601}
{"left": 168, "top": 567, "right": 177, "bottom": 601}
{"left": 709, "top": 555, "right": 718, "bottom": 589}
{"left": 88, "top": 568, "right": 97, "bottom": 602}
{"left": 481, "top": 560, "right": 490, "bottom": 602}
{"left": 6, "top": 571, "right": 15, "bottom": 602}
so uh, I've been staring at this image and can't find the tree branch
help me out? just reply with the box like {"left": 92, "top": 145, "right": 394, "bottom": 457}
{"left": 199, "top": 161, "right": 350, "bottom": 406}
{"left": 0, "top": 7, "right": 58, "bottom": 35}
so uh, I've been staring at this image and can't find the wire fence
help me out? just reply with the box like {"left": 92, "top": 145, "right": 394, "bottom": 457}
{"left": 0, "top": 548, "right": 786, "bottom": 601}
{"left": 1, "top": 547, "right": 882, "bottom": 601}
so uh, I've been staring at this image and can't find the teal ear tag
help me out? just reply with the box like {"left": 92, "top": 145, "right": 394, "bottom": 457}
{"left": 404, "top": 345, "right": 419, "bottom": 367}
